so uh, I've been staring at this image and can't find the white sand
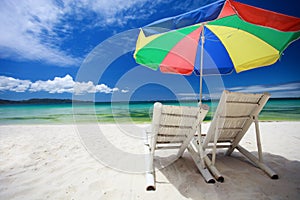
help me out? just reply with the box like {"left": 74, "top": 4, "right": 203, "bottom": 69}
{"left": 0, "top": 122, "right": 300, "bottom": 200}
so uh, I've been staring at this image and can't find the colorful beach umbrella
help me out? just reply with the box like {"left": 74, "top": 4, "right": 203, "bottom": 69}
{"left": 133, "top": 0, "right": 300, "bottom": 101}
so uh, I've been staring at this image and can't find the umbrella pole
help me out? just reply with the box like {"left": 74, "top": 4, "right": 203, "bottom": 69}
{"left": 199, "top": 26, "right": 205, "bottom": 105}
{"left": 197, "top": 25, "right": 205, "bottom": 166}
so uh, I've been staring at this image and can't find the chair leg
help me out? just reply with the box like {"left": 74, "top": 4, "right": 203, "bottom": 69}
{"left": 212, "top": 117, "right": 220, "bottom": 165}
{"left": 236, "top": 117, "right": 278, "bottom": 179}
{"left": 197, "top": 125, "right": 207, "bottom": 167}
{"left": 145, "top": 148, "right": 156, "bottom": 190}
{"left": 144, "top": 130, "right": 156, "bottom": 191}
{"left": 187, "top": 142, "right": 215, "bottom": 183}
{"left": 204, "top": 156, "right": 224, "bottom": 182}
{"left": 236, "top": 145, "right": 278, "bottom": 179}
{"left": 254, "top": 116, "right": 263, "bottom": 162}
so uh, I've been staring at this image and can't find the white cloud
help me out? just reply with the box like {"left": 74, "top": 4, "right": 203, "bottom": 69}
{"left": 96, "top": 84, "right": 119, "bottom": 93}
{"left": 0, "top": 0, "right": 206, "bottom": 66}
{"left": 30, "top": 74, "right": 75, "bottom": 93}
{"left": 74, "top": 81, "right": 119, "bottom": 95}
{"left": 229, "top": 82, "right": 300, "bottom": 98}
{"left": 0, "top": 0, "right": 82, "bottom": 66}
{"left": 0, "top": 0, "right": 165, "bottom": 66}
{"left": 0, "top": 76, "right": 31, "bottom": 92}
{"left": 0, "top": 74, "right": 123, "bottom": 95}
{"left": 86, "top": 0, "right": 157, "bottom": 26}
{"left": 121, "top": 89, "right": 129, "bottom": 93}
{"left": 177, "top": 82, "right": 300, "bottom": 99}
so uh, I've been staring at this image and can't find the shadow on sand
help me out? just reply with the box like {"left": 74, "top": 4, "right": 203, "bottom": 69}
{"left": 156, "top": 151, "right": 300, "bottom": 200}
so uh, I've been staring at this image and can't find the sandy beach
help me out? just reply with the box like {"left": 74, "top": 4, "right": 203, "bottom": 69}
{"left": 0, "top": 121, "right": 300, "bottom": 200}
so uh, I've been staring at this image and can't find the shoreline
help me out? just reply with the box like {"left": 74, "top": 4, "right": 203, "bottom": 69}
{"left": 0, "top": 118, "right": 300, "bottom": 126}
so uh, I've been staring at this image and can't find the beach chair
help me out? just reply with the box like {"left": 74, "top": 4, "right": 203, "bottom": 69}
{"left": 144, "top": 102, "right": 209, "bottom": 191}
{"left": 195, "top": 90, "right": 278, "bottom": 182}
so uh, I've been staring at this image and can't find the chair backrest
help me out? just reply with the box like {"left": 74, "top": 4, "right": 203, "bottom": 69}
{"left": 202, "top": 90, "right": 270, "bottom": 148}
{"left": 149, "top": 102, "right": 209, "bottom": 150}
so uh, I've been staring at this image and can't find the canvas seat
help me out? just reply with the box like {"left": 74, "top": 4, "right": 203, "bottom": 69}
{"left": 144, "top": 102, "right": 209, "bottom": 191}
{"left": 195, "top": 90, "right": 278, "bottom": 182}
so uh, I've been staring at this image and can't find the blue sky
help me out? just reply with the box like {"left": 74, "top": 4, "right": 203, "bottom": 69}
{"left": 0, "top": 0, "right": 299, "bottom": 102}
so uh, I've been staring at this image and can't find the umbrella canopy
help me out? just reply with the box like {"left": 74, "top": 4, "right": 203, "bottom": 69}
{"left": 134, "top": 0, "right": 300, "bottom": 76}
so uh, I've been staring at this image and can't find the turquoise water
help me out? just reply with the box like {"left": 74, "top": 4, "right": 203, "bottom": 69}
{"left": 0, "top": 99, "right": 299, "bottom": 124}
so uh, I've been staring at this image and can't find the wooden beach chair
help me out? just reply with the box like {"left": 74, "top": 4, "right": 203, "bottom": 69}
{"left": 195, "top": 90, "right": 278, "bottom": 182}
{"left": 144, "top": 102, "right": 209, "bottom": 191}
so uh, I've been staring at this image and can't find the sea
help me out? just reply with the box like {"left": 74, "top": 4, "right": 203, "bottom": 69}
{"left": 0, "top": 99, "right": 299, "bottom": 125}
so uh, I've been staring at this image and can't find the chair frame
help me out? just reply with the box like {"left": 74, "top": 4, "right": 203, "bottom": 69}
{"left": 144, "top": 102, "right": 209, "bottom": 190}
{"left": 196, "top": 90, "right": 278, "bottom": 182}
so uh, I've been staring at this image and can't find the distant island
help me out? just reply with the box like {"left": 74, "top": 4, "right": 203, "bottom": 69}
{"left": 0, "top": 98, "right": 187, "bottom": 105}
{"left": 0, "top": 98, "right": 93, "bottom": 105}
